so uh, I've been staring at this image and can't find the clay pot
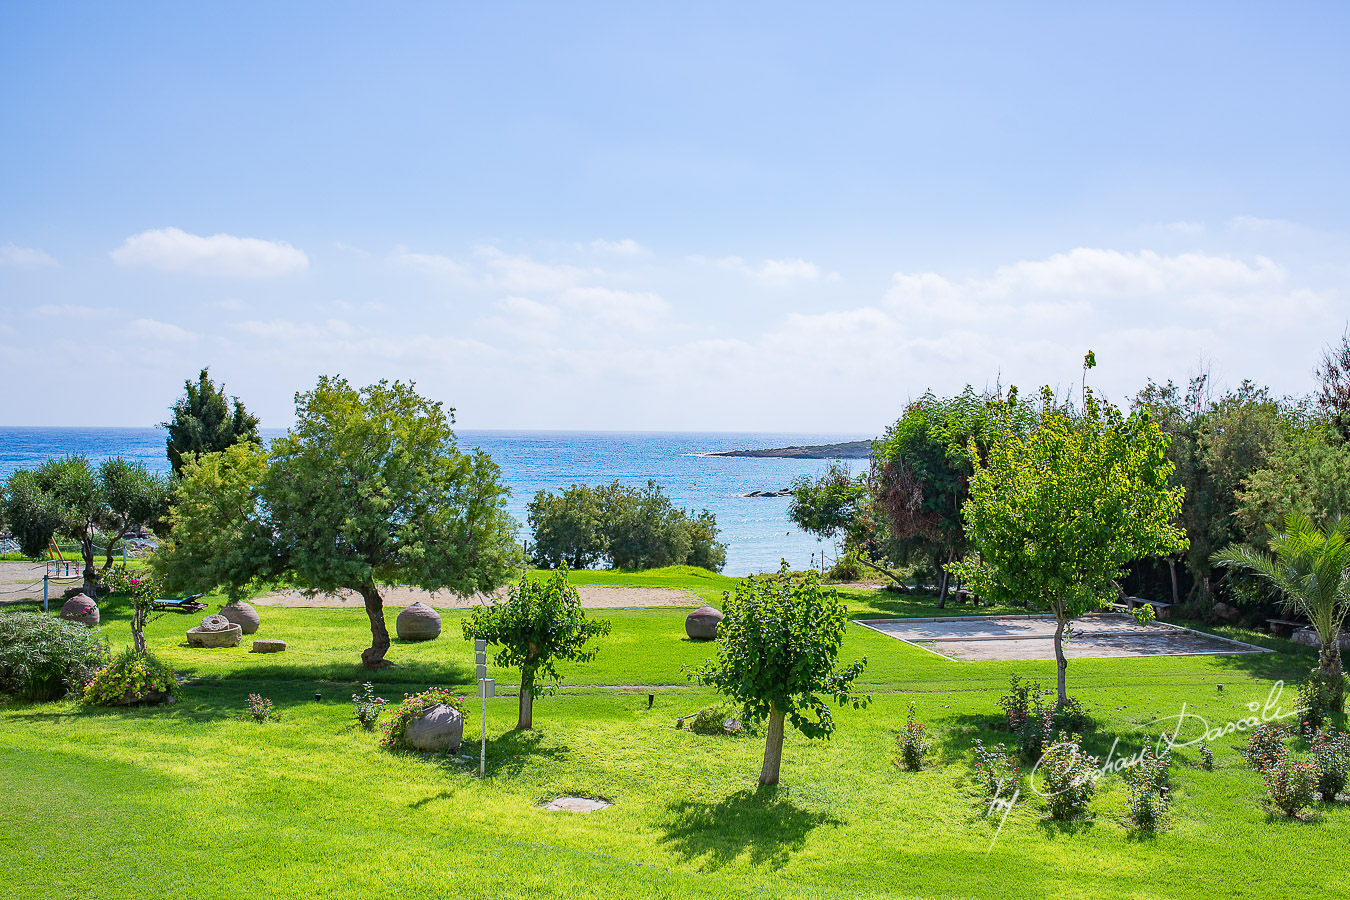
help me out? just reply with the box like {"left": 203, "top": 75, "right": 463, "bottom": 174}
{"left": 220, "top": 601, "right": 261, "bottom": 635}
{"left": 396, "top": 601, "right": 442, "bottom": 641}
{"left": 60, "top": 594, "right": 100, "bottom": 627}
{"left": 685, "top": 606, "right": 724, "bottom": 640}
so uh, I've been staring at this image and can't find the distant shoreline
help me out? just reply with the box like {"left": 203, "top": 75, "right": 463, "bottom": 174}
{"left": 710, "top": 439, "right": 872, "bottom": 459}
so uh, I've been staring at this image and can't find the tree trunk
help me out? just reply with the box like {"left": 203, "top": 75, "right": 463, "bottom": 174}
{"left": 359, "top": 584, "right": 392, "bottom": 668}
{"left": 80, "top": 532, "right": 98, "bottom": 596}
{"left": 1319, "top": 640, "right": 1346, "bottom": 713}
{"left": 1053, "top": 610, "right": 1069, "bottom": 707}
{"left": 759, "top": 707, "right": 786, "bottom": 786}
{"left": 517, "top": 682, "right": 534, "bottom": 730}
{"left": 1168, "top": 559, "right": 1181, "bottom": 606}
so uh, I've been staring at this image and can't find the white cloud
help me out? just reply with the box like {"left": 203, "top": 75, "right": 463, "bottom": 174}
{"left": 1157, "top": 221, "right": 1205, "bottom": 236}
{"left": 0, "top": 244, "right": 56, "bottom": 268}
{"left": 390, "top": 249, "right": 470, "bottom": 280}
{"left": 119, "top": 318, "right": 198, "bottom": 344}
{"left": 702, "top": 255, "right": 829, "bottom": 287}
{"left": 475, "top": 245, "right": 596, "bottom": 293}
{"left": 583, "top": 238, "right": 648, "bottom": 255}
{"left": 110, "top": 227, "right": 309, "bottom": 277}
{"left": 559, "top": 287, "right": 669, "bottom": 331}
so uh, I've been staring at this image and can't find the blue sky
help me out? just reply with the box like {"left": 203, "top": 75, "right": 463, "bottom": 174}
{"left": 2, "top": 2, "right": 1347, "bottom": 430}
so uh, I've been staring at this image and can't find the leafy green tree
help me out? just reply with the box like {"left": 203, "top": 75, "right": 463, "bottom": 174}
{"left": 1237, "top": 426, "right": 1350, "bottom": 545}
{"left": 1214, "top": 513, "right": 1350, "bottom": 711}
{"left": 688, "top": 564, "right": 870, "bottom": 785}
{"left": 952, "top": 387, "right": 1187, "bottom": 705}
{"left": 528, "top": 484, "right": 605, "bottom": 568}
{"left": 462, "top": 567, "right": 611, "bottom": 729}
{"left": 1316, "top": 327, "right": 1350, "bottom": 442}
{"left": 2, "top": 456, "right": 168, "bottom": 595}
{"left": 156, "top": 377, "right": 520, "bottom": 667}
{"left": 528, "top": 480, "right": 727, "bottom": 572}
{"left": 163, "top": 367, "right": 261, "bottom": 476}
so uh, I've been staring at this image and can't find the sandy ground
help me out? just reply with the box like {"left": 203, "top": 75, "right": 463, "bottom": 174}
{"left": 0, "top": 560, "right": 84, "bottom": 604}
{"left": 252, "top": 584, "right": 701, "bottom": 610}
{"left": 855, "top": 612, "right": 1270, "bottom": 661}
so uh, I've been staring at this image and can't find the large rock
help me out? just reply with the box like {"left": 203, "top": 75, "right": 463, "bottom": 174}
{"left": 1292, "top": 627, "right": 1319, "bottom": 648}
{"left": 220, "top": 601, "right": 261, "bottom": 635}
{"left": 1212, "top": 602, "right": 1239, "bottom": 622}
{"left": 397, "top": 601, "right": 442, "bottom": 641}
{"left": 187, "top": 623, "right": 242, "bottom": 648}
{"left": 685, "top": 606, "right": 724, "bottom": 640}
{"left": 60, "top": 594, "right": 100, "bottom": 627}
{"left": 405, "top": 703, "right": 463, "bottom": 751}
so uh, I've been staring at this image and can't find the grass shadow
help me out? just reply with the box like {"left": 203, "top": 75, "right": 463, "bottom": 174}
{"left": 657, "top": 785, "right": 841, "bottom": 871}
{"left": 429, "top": 727, "right": 572, "bottom": 779}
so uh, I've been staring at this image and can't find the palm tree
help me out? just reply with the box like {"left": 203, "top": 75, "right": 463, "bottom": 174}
{"left": 1213, "top": 513, "right": 1350, "bottom": 711}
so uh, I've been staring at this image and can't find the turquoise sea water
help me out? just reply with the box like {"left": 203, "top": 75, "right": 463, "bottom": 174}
{"left": 0, "top": 427, "right": 869, "bottom": 576}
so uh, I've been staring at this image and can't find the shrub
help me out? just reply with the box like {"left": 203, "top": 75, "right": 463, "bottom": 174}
{"left": 1299, "top": 672, "right": 1340, "bottom": 735}
{"left": 351, "top": 682, "right": 386, "bottom": 730}
{"left": 0, "top": 611, "right": 108, "bottom": 702}
{"left": 381, "top": 687, "right": 467, "bottom": 751}
{"left": 999, "top": 675, "right": 1056, "bottom": 761}
{"left": 241, "top": 694, "right": 279, "bottom": 723}
{"left": 827, "top": 550, "right": 865, "bottom": 583}
{"left": 896, "top": 701, "right": 932, "bottom": 771}
{"left": 1309, "top": 729, "right": 1349, "bottom": 801}
{"left": 1263, "top": 756, "right": 1318, "bottom": 817}
{"left": 1199, "top": 742, "right": 1214, "bottom": 771}
{"left": 679, "top": 704, "right": 744, "bottom": 736}
{"left": 1037, "top": 733, "right": 1099, "bottom": 821}
{"left": 1126, "top": 745, "right": 1171, "bottom": 830}
{"left": 971, "top": 738, "right": 1021, "bottom": 799}
{"left": 1243, "top": 723, "right": 1290, "bottom": 772}
{"left": 82, "top": 647, "right": 178, "bottom": 706}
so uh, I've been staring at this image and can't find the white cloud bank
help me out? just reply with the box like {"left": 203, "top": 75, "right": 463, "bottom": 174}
{"left": 110, "top": 227, "right": 309, "bottom": 277}
{"left": 0, "top": 244, "right": 56, "bottom": 268}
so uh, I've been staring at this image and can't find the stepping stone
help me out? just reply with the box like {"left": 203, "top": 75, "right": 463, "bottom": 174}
{"left": 543, "top": 796, "right": 610, "bottom": 812}
{"left": 251, "top": 639, "right": 287, "bottom": 653}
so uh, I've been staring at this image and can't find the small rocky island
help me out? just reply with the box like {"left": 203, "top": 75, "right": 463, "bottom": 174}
{"left": 711, "top": 439, "right": 872, "bottom": 459}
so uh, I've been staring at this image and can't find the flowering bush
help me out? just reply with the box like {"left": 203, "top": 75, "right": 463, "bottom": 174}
{"left": 1037, "top": 733, "right": 1099, "bottom": 821}
{"left": 999, "top": 675, "right": 1057, "bottom": 761}
{"left": 971, "top": 738, "right": 1020, "bottom": 799}
{"left": 1199, "top": 742, "right": 1214, "bottom": 771}
{"left": 1126, "top": 745, "right": 1171, "bottom": 830}
{"left": 82, "top": 647, "right": 178, "bottom": 706}
{"left": 351, "top": 682, "right": 386, "bottom": 730}
{"left": 1299, "top": 672, "right": 1340, "bottom": 736}
{"left": 895, "top": 701, "right": 932, "bottom": 771}
{"left": 1263, "top": 756, "right": 1318, "bottom": 817}
{"left": 1243, "top": 723, "right": 1290, "bottom": 772}
{"left": 1309, "top": 728, "right": 1349, "bottom": 801}
{"left": 678, "top": 704, "right": 745, "bottom": 735}
{"left": 380, "top": 687, "right": 467, "bottom": 751}
{"left": 241, "top": 694, "right": 279, "bottom": 723}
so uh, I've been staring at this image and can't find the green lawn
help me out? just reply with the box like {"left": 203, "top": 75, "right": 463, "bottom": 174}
{"left": 0, "top": 569, "right": 1343, "bottom": 899}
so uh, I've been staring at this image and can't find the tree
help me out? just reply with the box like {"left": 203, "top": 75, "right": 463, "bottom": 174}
{"left": 528, "top": 481, "right": 727, "bottom": 572}
{"left": 1237, "top": 426, "right": 1350, "bottom": 546}
{"left": 2, "top": 456, "right": 169, "bottom": 595}
{"left": 1213, "top": 513, "right": 1350, "bottom": 712}
{"left": 528, "top": 485, "right": 605, "bottom": 568}
{"left": 163, "top": 367, "right": 261, "bottom": 476}
{"left": 1316, "top": 326, "right": 1350, "bottom": 441}
{"left": 156, "top": 377, "right": 521, "bottom": 667}
{"left": 952, "top": 387, "right": 1187, "bottom": 705}
{"left": 688, "top": 564, "right": 870, "bottom": 786}
{"left": 462, "top": 567, "right": 611, "bottom": 729}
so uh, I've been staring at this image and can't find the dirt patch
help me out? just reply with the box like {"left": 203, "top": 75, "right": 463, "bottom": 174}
{"left": 252, "top": 583, "right": 700, "bottom": 610}
{"left": 0, "top": 560, "right": 82, "bottom": 604}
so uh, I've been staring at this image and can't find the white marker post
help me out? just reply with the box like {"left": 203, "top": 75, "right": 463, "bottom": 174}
{"left": 475, "top": 639, "right": 494, "bottom": 778}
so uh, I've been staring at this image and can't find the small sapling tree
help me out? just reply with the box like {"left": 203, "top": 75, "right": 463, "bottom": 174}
{"left": 952, "top": 378, "right": 1186, "bottom": 706}
{"left": 462, "top": 567, "right": 612, "bottom": 729}
{"left": 688, "top": 563, "right": 870, "bottom": 786}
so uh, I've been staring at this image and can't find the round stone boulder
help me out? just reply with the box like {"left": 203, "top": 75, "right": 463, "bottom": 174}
{"left": 187, "top": 623, "right": 242, "bottom": 648}
{"left": 685, "top": 605, "right": 724, "bottom": 640}
{"left": 60, "top": 594, "right": 100, "bottom": 627}
{"left": 405, "top": 703, "right": 463, "bottom": 751}
{"left": 396, "top": 601, "right": 442, "bottom": 641}
{"left": 219, "top": 601, "right": 261, "bottom": 635}
{"left": 251, "top": 639, "right": 287, "bottom": 653}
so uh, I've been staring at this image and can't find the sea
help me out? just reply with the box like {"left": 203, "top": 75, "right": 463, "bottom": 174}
{"left": 0, "top": 427, "right": 870, "bottom": 576}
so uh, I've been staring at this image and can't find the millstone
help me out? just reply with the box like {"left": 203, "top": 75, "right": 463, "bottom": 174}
{"left": 200, "top": 614, "right": 230, "bottom": 633}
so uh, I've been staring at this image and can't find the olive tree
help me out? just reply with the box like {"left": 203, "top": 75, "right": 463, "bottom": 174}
{"left": 688, "top": 564, "right": 870, "bottom": 786}
{"left": 462, "top": 567, "right": 611, "bottom": 729}
{"left": 952, "top": 386, "right": 1187, "bottom": 706}
{"left": 2, "top": 456, "right": 168, "bottom": 596}
{"left": 156, "top": 376, "right": 521, "bottom": 667}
